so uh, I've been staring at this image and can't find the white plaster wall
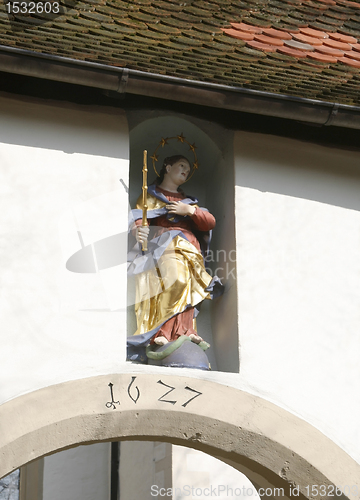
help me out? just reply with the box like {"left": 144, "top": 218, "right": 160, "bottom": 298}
{"left": 234, "top": 131, "right": 360, "bottom": 464}
{"left": 1, "top": 91, "right": 359, "bottom": 478}
{"left": 119, "top": 441, "right": 171, "bottom": 499}
{"left": 119, "top": 441, "right": 155, "bottom": 499}
{"left": 0, "top": 94, "right": 129, "bottom": 404}
{"left": 43, "top": 444, "right": 110, "bottom": 500}
{"left": 172, "top": 446, "right": 260, "bottom": 500}
{"left": 119, "top": 441, "right": 261, "bottom": 500}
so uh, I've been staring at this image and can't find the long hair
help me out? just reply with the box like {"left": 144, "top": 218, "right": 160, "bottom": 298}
{"left": 154, "top": 155, "right": 190, "bottom": 187}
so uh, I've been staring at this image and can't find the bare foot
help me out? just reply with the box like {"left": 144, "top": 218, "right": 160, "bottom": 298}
{"left": 154, "top": 336, "right": 169, "bottom": 346}
{"left": 189, "top": 333, "right": 203, "bottom": 344}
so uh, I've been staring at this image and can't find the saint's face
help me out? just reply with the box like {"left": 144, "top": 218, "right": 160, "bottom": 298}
{"left": 167, "top": 159, "right": 191, "bottom": 185}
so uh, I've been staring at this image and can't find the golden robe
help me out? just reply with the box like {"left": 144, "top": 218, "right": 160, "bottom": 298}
{"left": 131, "top": 186, "right": 216, "bottom": 344}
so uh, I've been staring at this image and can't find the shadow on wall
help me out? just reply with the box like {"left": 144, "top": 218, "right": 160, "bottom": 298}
{"left": 66, "top": 233, "right": 128, "bottom": 273}
{"left": 0, "top": 95, "right": 127, "bottom": 158}
{"left": 236, "top": 132, "right": 360, "bottom": 213}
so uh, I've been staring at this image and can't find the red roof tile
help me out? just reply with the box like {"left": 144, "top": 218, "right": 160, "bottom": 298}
{"left": 277, "top": 46, "right": 309, "bottom": 57}
{"left": 343, "top": 49, "right": 360, "bottom": 58}
{"left": 317, "top": 0, "right": 337, "bottom": 5}
{"left": 246, "top": 40, "right": 278, "bottom": 52}
{"left": 293, "top": 33, "right": 324, "bottom": 44}
{"left": 323, "top": 38, "right": 353, "bottom": 48}
{"left": 223, "top": 29, "right": 255, "bottom": 40}
{"left": 316, "top": 45, "right": 346, "bottom": 55}
{"left": 338, "top": 56, "right": 360, "bottom": 65}
{"left": 299, "top": 27, "right": 329, "bottom": 38}
{"left": 254, "top": 34, "right": 285, "bottom": 46}
{"left": 329, "top": 32, "right": 358, "bottom": 42}
{"left": 308, "top": 52, "right": 339, "bottom": 61}
{"left": 230, "top": 22, "right": 263, "bottom": 33}
{"left": 262, "top": 28, "right": 293, "bottom": 39}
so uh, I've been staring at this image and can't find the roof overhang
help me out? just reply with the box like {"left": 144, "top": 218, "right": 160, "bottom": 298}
{"left": 1, "top": 45, "right": 360, "bottom": 129}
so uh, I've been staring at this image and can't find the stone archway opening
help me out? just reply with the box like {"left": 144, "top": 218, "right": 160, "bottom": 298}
{"left": 1, "top": 374, "right": 358, "bottom": 500}
{"left": 25, "top": 439, "right": 297, "bottom": 500}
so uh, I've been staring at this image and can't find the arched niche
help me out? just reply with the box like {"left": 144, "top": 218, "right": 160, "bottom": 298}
{"left": 127, "top": 112, "right": 239, "bottom": 372}
{"left": 1, "top": 374, "right": 358, "bottom": 500}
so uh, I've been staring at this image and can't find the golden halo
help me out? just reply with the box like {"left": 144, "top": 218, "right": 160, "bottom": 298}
{"left": 151, "top": 133, "right": 199, "bottom": 182}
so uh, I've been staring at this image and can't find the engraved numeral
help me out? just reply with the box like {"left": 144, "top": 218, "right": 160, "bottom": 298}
{"left": 157, "top": 380, "right": 177, "bottom": 405}
{"left": 105, "top": 382, "right": 120, "bottom": 410}
{"left": 127, "top": 376, "right": 140, "bottom": 404}
{"left": 182, "top": 386, "right": 202, "bottom": 407}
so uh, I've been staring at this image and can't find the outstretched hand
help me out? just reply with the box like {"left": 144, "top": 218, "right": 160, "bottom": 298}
{"left": 166, "top": 201, "right": 196, "bottom": 217}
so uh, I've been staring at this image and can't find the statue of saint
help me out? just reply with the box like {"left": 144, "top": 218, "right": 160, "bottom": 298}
{"left": 127, "top": 146, "right": 223, "bottom": 363}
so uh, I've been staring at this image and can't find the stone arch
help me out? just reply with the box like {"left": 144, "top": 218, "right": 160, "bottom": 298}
{"left": 1, "top": 374, "right": 358, "bottom": 500}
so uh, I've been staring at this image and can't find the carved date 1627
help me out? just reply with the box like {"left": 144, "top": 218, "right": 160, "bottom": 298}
{"left": 105, "top": 377, "right": 202, "bottom": 409}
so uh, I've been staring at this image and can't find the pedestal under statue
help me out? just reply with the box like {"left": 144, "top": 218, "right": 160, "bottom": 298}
{"left": 147, "top": 337, "right": 211, "bottom": 370}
